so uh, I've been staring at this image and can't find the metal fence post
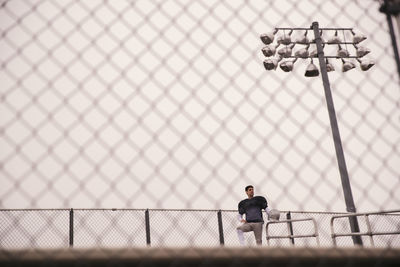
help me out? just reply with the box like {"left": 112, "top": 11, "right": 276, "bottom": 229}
{"left": 286, "top": 211, "right": 295, "bottom": 245}
{"left": 217, "top": 210, "right": 225, "bottom": 245}
{"left": 145, "top": 209, "right": 151, "bottom": 246}
{"left": 69, "top": 208, "right": 74, "bottom": 247}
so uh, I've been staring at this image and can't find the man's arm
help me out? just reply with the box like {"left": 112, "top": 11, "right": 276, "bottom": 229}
{"left": 238, "top": 200, "right": 246, "bottom": 223}
{"left": 265, "top": 207, "right": 271, "bottom": 220}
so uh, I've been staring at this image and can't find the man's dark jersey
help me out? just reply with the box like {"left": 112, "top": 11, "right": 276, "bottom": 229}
{"left": 238, "top": 196, "right": 268, "bottom": 223}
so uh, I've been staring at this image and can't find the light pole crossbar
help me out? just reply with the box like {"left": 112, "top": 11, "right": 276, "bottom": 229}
{"left": 275, "top": 27, "right": 354, "bottom": 31}
{"left": 283, "top": 56, "right": 363, "bottom": 59}
{"left": 280, "top": 42, "right": 364, "bottom": 45}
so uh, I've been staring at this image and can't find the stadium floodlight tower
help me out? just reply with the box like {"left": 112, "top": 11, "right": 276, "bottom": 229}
{"left": 260, "top": 21, "right": 375, "bottom": 246}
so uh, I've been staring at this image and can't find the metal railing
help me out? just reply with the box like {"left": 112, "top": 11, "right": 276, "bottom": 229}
{"left": 266, "top": 217, "right": 320, "bottom": 246}
{"left": 331, "top": 209, "right": 400, "bottom": 246}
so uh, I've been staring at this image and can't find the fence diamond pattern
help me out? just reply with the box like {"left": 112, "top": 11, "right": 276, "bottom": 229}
{"left": 0, "top": 0, "right": 399, "bottom": 217}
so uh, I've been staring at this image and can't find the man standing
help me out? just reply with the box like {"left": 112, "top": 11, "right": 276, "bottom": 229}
{"left": 237, "top": 185, "right": 270, "bottom": 246}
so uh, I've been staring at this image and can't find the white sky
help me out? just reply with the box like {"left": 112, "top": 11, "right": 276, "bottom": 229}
{"left": 0, "top": 0, "right": 399, "bottom": 213}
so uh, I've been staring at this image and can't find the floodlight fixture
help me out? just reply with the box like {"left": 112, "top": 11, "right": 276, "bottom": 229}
{"left": 262, "top": 45, "right": 277, "bottom": 57}
{"left": 260, "top": 32, "right": 274, "bottom": 45}
{"left": 279, "top": 58, "right": 297, "bottom": 72}
{"left": 352, "top": 31, "right": 367, "bottom": 44}
{"left": 305, "top": 59, "right": 319, "bottom": 77}
{"left": 326, "top": 59, "right": 335, "bottom": 72}
{"left": 358, "top": 58, "right": 375, "bottom": 71}
{"left": 327, "top": 30, "right": 341, "bottom": 44}
{"left": 260, "top": 29, "right": 278, "bottom": 45}
{"left": 296, "top": 31, "right": 310, "bottom": 44}
{"left": 263, "top": 57, "right": 282, "bottom": 70}
{"left": 277, "top": 44, "right": 295, "bottom": 58}
{"left": 295, "top": 45, "right": 310, "bottom": 58}
{"left": 277, "top": 29, "right": 293, "bottom": 45}
{"left": 355, "top": 45, "right": 371, "bottom": 57}
{"left": 260, "top": 25, "right": 372, "bottom": 74}
{"left": 342, "top": 59, "right": 356, "bottom": 72}
{"left": 337, "top": 45, "right": 350, "bottom": 57}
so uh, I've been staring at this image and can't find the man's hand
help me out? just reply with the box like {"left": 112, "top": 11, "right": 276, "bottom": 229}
{"left": 240, "top": 219, "right": 246, "bottom": 223}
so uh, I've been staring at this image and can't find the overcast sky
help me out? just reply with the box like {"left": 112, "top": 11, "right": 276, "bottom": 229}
{"left": 0, "top": 0, "right": 399, "bottom": 213}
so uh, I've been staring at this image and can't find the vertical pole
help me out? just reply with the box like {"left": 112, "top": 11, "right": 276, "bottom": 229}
{"left": 69, "top": 208, "right": 74, "bottom": 247}
{"left": 382, "top": 0, "right": 400, "bottom": 82}
{"left": 217, "top": 210, "right": 225, "bottom": 245}
{"left": 311, "top": 21, "right": 363, "bottom": 246}
{"left": 286, "top": 212, "right": 295, "bottom": 245}
{"left": 145, "top": 209, "right": 151, "bottom": 246}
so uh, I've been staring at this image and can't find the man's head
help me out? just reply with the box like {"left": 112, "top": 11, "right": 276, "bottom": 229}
{"left": 245, "top": 185, "right": 254, "bottom": 198}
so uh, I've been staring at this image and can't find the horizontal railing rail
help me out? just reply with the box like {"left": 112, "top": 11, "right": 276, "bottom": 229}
{"left": 330, "top": 210, "right": 400, "bottom": 246}
{"left": 266, "top": 217, "right": 320, "bottom": 246}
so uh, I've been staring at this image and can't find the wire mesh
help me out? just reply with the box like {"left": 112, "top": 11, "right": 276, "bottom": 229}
{"left": 1, "top": 0, "right": 400, "bottom": 265}
{"left": 72, "top": 209, "right": 147, "bottom": 248}
{"left": 0, "top": 209, "right": 69, "bottom": 248}
{"left": 1, "top": 209, "right": 400, "bottom": 249}
{"left": 149, "top": 209, "right": 220, "bottom": 247}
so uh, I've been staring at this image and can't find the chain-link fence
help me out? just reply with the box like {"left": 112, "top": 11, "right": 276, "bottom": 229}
{"left": 1, "top": 209, "right": 400, "bottom": 249}
{"left": 1, "top": 0, "right": 400, "bottom": 265}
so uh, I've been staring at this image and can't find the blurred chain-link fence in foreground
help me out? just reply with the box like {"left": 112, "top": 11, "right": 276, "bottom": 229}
{"left": 1, "top": 0, "right": 399, "bottom": 212}
{"left": 1, "top": 0, "right": 400, "bottom": 265}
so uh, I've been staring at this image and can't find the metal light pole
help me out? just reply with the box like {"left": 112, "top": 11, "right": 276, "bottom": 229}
{"left": 379, "top": 0, "right": 400, "bottom": 81}
{"left": 260, "top": 22, "right": 374, "bottom": 246}
{"left": 311, "top": 22, "right": 362, "bottom": 246}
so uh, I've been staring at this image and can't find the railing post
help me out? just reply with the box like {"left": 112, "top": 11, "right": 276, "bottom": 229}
{"left": 69, "top": 208, "right": 74, "bottom": 247}
{"left": 145, "top": 209, "right": 151, "bottom": 246}
{"left": 217, "top": 210, "right": 225, "bottom": 245}
{"left": 365, "top": 214, "right": 375, "bottom": 246}
{"left": 286, "top": 211, "right": 295, "bottom": 245}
